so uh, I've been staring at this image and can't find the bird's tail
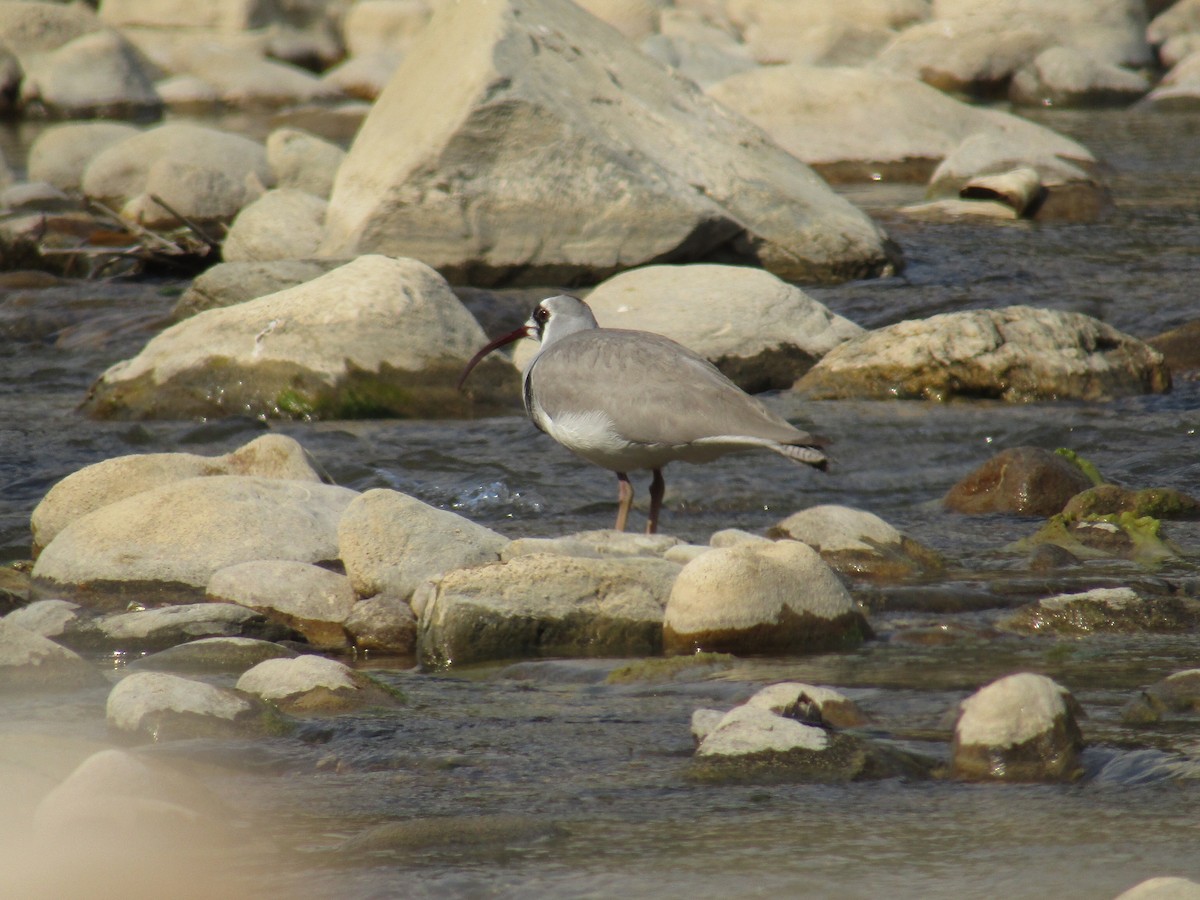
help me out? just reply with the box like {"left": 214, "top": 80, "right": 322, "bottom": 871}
{"left": 775, "top": 442, "right": 829, "bottom": 471}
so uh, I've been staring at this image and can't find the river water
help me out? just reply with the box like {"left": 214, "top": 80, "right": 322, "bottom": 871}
{"left": 1, "top": 108, "right": 1199, "bottom": 898}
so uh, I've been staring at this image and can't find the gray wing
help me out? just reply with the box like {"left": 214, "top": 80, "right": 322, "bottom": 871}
{"left": 530, "top": 329, "right": 821, "bottom": 447}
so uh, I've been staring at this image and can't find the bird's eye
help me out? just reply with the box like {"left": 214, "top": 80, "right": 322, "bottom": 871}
{"left": 534, "top": 306, "right": 550, "bottom": 324}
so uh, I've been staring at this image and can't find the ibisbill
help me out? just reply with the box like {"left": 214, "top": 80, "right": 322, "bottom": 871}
{"left": 458, "top": 294, "right": 827, "bottom": 534}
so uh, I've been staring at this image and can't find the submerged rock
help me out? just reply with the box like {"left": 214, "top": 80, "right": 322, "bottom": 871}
{"left": 1061, "top": 483, "right": 1200, "bottom": 520}
{"left": 1017, "top": 511, "right": 1180, "bottom": 564}
{"left": 951, "top": 672, "right": 1084, "bottom": 782}
{"left": 82, "top": 256, "right": 515, "bottom": 420}
{"left": 69, "top": 603, "right": 297, "bottom": 654}
{"left": 796, "top": 306, "right": 1170, "bottom": 402}
{"left": 0, "top": 620, "right": 103, "bottom": 692}
{"left": 662, "top": 540, "right": 870, "bottom": 655}
{"left": 106, "top": 671, "right": 284, "bottom": 741}
{"left": 1121, "top": 669, "right": 1200, "bottom": 726}
{"left": 1002, "top": 587, "right": 1200, "bottom": 635}
{"left": 128, "top": 636, "right": 298, "bottom": 674}
{"left": 320, "top": 0, "right": 899, "bottom": 285}
{"left": 769, "top": 505, "right": 943, "bottom": 581}
{"left": 416, "top": 553, "right": 679, "bottom": 668}
{"left": 943, "top": 446, "right": 1098, "bottom": 517}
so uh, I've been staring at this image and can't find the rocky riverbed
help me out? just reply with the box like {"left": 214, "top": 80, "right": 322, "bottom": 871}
{"left": 2, "top": 1, "right": 1200, "bottom": 898}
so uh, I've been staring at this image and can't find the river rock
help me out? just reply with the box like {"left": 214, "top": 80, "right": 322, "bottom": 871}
{"left": 128, "top": 636, "right": 299, "bottom": 674}
{"left": 567, "top": 264, "right": 862, "bottom": 392}
{"left": 80, "top": 122, "right": 270, "bottom": 219}
{"left": 706, "top": 63, "right": 1094, "bottom": 184}
{"left": 769, "top": 505, "right": 944, "bottom": 581}
{"left": 221, "top": 188, "right": 327, "bottom": 262}
{"left": 4, "top": 599, "right": 81, "bottom": 640}
{"left": 1120, "top": 669, "right": 1200, "bottom": 726}
{"left": 1147, "top": 1, "right": 1200, "bottom": 48}
{"left": 172, "top": 258, "right": 344, "bottom": 319}
{"left": 1148, "top": 319, "right": 1200, "bottom": 374}
{"left": 1142, "top": 50, "right": 1200, "bottom": 110}
{"left": 32, "top": 476, "right": 356, "bottom": 609}
{"left": 723, "top": 0, "right": 922, "bottom": 66}
{"left": 1002, "top": 587, "right": 1200, "bottom": 635}
{"left": 344, "top": 594, "right": 417, "bottom": 655}
{"left": 159, "top": 43, "right": 342, "bottom": 110}
{"left": 501, "top": 529, "right": 682, "bottom": 563}
{"left": 951, "top": 672, "right": 1084, "bottom": 782}
{"left": 266, "top": 128, "right": 345, "bottom": 199}
{"left": 106, "top": 670, "right": 282, "bottom": 741}
{"left": 320, "top": 50, "right": 403, "bottom": 101}
{"left": 1062, "top": 483, "right": 1200, "bottom": 520}
{"left": 943, "top": 446, "right": 1098, "bottom": 516}
{"left": 416, "top": 553, "right": 680, "bottom": 667}
{"left": 31, "top": 433, "right": 326, "bottom": 554}
{"left": 341, "top": 0, "right": 433, "bottom": 58}
{"left": 319, "top": 0, "right": 898, "bottom": 286}
{"left": 26, "top": 121, "right": 141, "bottom": 192}
{"left": 1116, "top": 878, "right": 1200, "bottom": 900}
{"left": 1010, "top": 46, "right": 1150, "bottom": 107}
{"left": 0, "top": 620, "right": 103, "bottom": 692}
{"left": 339, "top": 488, "right": 508, "bottom": 602}
{"left": 1018, "top": 511, "right": 1179, "bottom": 564}
{"left": 207, "top": 560, "right": 356, "bottom": 650}
{"left": 640, "top": 12, "right": 758, "bottom": 88}
{"left": 662, "top": 540, "right": 870, "bottom": 655}
{"left": 236, "top": 655, "right": 400, "bottom": 714}
{"left": 19, "top": 27, "right": 162, "bottom": 121}
{"left": 75, "top": 602, "right": 296, "bottom": 653}
{"left": 795, "top": 306, "right": 1171, "bottom": 402}
{"left": 744, "top": 681, "right": 870, "bottom": 729}
{"left": 83, "top": 256, "right": 515, "bottom": 420}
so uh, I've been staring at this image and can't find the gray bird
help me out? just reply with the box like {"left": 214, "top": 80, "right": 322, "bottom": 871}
{"left": 458, "top": 294, "right": 827, "bottom": 534}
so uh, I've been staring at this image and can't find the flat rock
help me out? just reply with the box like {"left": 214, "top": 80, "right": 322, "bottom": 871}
{"left": 795, "top": 306, "right": 1170, "bottom": 402}
{"left": 0, "top": 620, "right": 103, "bottom": 692}
{"left": 338, "top": 488, "right": 509, "bottom": 601}
{"left": 568, "top": 264, "right": 863, "bottom": 392}
{"left": 770, "top": 505, "right": 943, "bottom": 581}
{"left": 71, "top": 603, "right": 297, "bottom": 654}
{"left": 943, "top": 446, "right": 1098, "bottom": 516}
{"left": 663, "top": 540, "right": 870, "bottom": 655}
{"left": 207, "top": 560, "right": 357, "bottom": 649}
{"left": 31, "top": 476, "right": 356, "bottom": 609}
{"left": 128, "top": 636, "right": 299, "bottom": 674}
{"left": 951, "top": 672, "right": 1083, "bottom": 782}
{"left": 236, "top": 654, "right": 400, "bottom": 714}
{"left": 31, "top": 433, "right": 326, "bottom": 554}
{"left": 319, "top": 0, "right": 899, "bottom": 285}
{"left": 106, "top": 670, "right": 283, "bottom": 741}
{"left": 416, "top": 553, "right": 680, "bottom": 667}
{"left": 82, "top": 256, "right": 516, "bottom": 420}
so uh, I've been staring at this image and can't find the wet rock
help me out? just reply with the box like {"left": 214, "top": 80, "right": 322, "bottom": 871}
{"left": 662, "top": 540, "right": 870, "bottom": 656}
{"left": 26, "top": 122, "right": 141, "bottom": 192}
{"left": 236, "top": 655, "right": 401, "bottom": 714}
{"left": 106, "top": 671, "right": 284, "bottom": 741}
{"left": 943, "top": 446, "right": 1098, "bottom": 517}
{"left": 344, "top": 594, "right": 417, "bottom": 656}
{"left": 3, "top": 598, "right": 81, "bottom": 639}
{"left": 1115, "top": 878, "right": 1200, "bottom": 900}
{"left": 1028, "top": 543, "right": 1081, "bottom": 572}
{"left": 339, "top": 488, "right": 509, "bottom": 602}
{"left": 744, "top": 681, "right": 870, "bottom": 729}
{"left": 605, "top": 651, "right": 735, "bottom": 686}
{"left": 1003, "top": 587, "right": 1200, "bottom": 636}
{"left": 207, "top": 560, "right": 356, "bottom": 650}
{"left": 950, "top": 672, "right": 1084, "bottom": 782}
{"left": 1062, "top": 483, "right": 1200, "bottom": 521}
{"left": 416, "top": 554, "right": 680, "bottom": 668}
{"left": 265, "top": 128, "right": 346, "bottom": 200}
{"left": 220, "top": 188, "right": 327, "bottom": 262}
{"left": 1010, "top": 46, "right": 1151, "bottom": 107}
{"left": 1018, "top": 512, "right": 1179, "bottom": 564}
{"left": 1120, "top": 669, "right": 1200, "bottom": 726}
{"left": 795, "top": 306, "right": 1170, "bottom": 402}
{"left": 570, "top": 263, "right": 862, "bottom": 392}
{"left": 341, "top": 814, "right": 562, "bottom": 857}
{"left": 20, "top": 28, "right": 162, "bottom": 121}
{"left": 80, "top": 122, "right": 270, "bottom": 222}
{"left": 769, "top": 504, "right": 943, "bottom": 581}
{"left": 171, "top": 258, "right": 344, "bottom": 319}
{"left": 0, "top": 620, "right": 103, "bottom": 692}
{"left": 128, "top": 636, "right": 299, "bottom": 674}
{"left": 82, "top": 256, "right": 515, "bottom": 420}
{"left": 32, "top": 476, "right": 356, "bottom": 609}
{"left": 72, "top": 603, "right": 296, "bottom": 654}
{"left": 320, "top": 0, "right": 898, "bottom": 285}
{"left": 1148, "top": 319, "right": 1200, "bottom": 374}
{"left": 706, "top": 63, "right": 1092, "bottom": 185}
{"left": 31, "top": 433, "right": 326, "bottom": 554}
{"left": 0, "top": 566, "right": 30, "bottom": 613}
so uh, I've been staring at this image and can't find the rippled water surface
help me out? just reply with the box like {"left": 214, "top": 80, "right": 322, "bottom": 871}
{"left": 1, "top": 109, "right": 1200, "bottom": 898}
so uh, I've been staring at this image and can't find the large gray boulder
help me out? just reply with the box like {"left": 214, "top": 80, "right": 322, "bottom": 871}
{"left": 319, "top": 0, "right": 899, "bottom": 285}
{"left": 416, "top": 553, "right": 681, "bottom": 667}
{"left": 567, "top": 264, "right": 863, "bottom": 392}
{"left": 796, "top": 306, "right": 1171, "bottom": 402}
{"left": 82, "top": 256, "right": 516, "bottom": 420}
{"left": 31, "top": 476, "right": 357, "bottom": 609}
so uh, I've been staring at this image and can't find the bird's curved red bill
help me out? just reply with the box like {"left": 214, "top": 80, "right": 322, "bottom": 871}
{"left": 456, "top": 325, "right": 532, "bottom": 390}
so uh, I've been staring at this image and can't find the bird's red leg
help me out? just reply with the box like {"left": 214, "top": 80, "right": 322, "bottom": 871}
{"left": 646, "top": 468, "right": 664, "bottom": 535}
{"left": 615, "top": 472, "right": 633, "bottom": 532}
